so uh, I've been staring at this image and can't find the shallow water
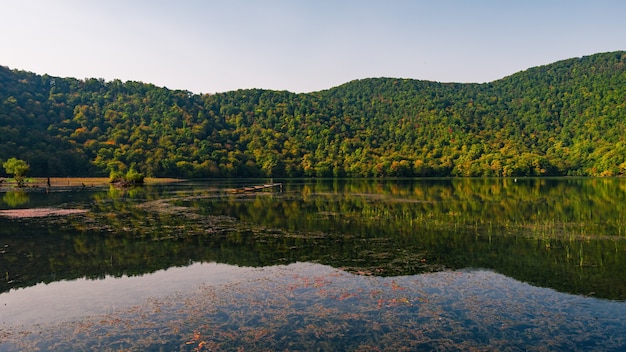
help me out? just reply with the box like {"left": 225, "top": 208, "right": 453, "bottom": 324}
{"left": 1, "top": 262, "right": 253, "bottom": 326}
{"left": 2, "top": 262, "right": 625, "bottom": 351}
{"left": 1, "top": 178, "right": 626, "bottom": 350}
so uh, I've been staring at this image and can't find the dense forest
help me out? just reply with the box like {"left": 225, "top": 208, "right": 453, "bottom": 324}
{"left": 0, "top": 51, "right": 625, "bottom": 178}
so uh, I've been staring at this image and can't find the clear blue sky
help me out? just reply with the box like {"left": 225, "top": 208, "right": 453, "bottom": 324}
{"left": 2, "top": 0, "right": 624, "bottom": 94}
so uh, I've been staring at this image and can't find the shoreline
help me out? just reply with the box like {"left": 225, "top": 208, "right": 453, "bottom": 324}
{"left": 0, "top": 177, "right": 184, "bottom": 190}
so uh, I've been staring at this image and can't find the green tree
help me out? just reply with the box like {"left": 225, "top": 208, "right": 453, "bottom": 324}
{"left": 0, "top": 52, "right": 625, "bottom": 178}
{"left": 3, "top": 158, "right": 30, "bottom": 187}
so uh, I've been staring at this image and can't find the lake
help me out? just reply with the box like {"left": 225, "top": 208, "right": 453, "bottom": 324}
{"left": 1, "top": 178, "right": 626, "bottom": 351}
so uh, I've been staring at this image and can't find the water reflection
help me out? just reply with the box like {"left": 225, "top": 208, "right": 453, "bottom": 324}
{"left": 1, "top": 178, "right": 625, "bottom": 301}
{"left": 196, "top": 178, "right": 626, "bottom": 299}
{"left": 1, "top": 262, "right": 625, "bottom": 351}
{"left": 0, "top": 262, "right": 258, "bottom": 326}
{"left": 2, "top": 191, "right": 29, "bottom": 207}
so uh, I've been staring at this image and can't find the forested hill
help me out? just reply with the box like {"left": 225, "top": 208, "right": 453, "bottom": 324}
{"left": 1, "top": 51, "right": 625, "bottom": 178}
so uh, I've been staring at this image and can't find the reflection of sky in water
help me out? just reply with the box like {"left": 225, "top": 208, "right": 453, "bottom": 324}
{"left": 0, "top": 262, "right": 262, "bottom": 325}
{"left": 2, "top": 262, "right": 626, "bottom": 350}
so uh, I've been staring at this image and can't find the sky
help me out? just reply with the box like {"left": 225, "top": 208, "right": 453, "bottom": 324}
{"left": 1, "top": 0, "right": 625, "bottom": 94}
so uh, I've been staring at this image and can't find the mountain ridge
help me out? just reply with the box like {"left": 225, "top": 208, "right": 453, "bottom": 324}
{"left": 3, "top": 51, "right": 621, "bottom": 95}
{"left": 0, "top": 51, "right": 624, "bottom": 178}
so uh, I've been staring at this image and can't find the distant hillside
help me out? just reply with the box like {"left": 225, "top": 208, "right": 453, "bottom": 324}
{"left": 0, "top": 51, "right": 625, "bottom": 178}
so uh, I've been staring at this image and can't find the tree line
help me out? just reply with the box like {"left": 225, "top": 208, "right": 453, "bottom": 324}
{"left": 0, "top": 51, "right": 625, "bottom": 178}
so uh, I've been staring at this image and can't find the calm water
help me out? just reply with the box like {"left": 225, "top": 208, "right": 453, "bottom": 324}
{"left": 1, "top": 178, "right": 625, "bottom": 350}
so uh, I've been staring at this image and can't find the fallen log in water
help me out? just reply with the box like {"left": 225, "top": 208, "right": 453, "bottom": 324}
{"left": 230, "top": 183, "right": 283, "bottom": 193}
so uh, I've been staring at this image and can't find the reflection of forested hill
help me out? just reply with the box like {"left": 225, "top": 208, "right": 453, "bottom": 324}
{"left": 2, "top": 180, "right": 626, "bottom": 300}
{"left": 1, "top": 51, "right": 625, "bottom": 177}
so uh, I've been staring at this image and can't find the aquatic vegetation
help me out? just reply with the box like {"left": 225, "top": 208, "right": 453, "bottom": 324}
{"left": 0, "top": 208, "right": 87, "bottom": 218}
{"left": 2, "top": 178, "right": 626, "bottom": 350}
{"left": 2, "top": 263, "right": 625, "bottom": 351}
